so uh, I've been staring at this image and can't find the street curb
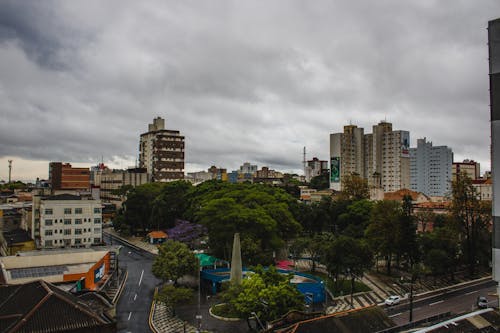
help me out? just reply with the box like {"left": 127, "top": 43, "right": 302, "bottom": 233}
{"left": 149, "top": 287, "right": 159, "bottom": 333}
{"left": 112, "top": 270, "right": 129, "bottom": 304}
{"left": 208, "top": 304, "right": 242, "bottom": 322}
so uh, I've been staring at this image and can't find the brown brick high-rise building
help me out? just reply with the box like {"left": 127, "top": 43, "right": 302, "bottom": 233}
{"left": 49, "top": 162, "right": 90, "bottom": 191}
{"left": 139, "top": 117, "right": 185, "bottom": 182}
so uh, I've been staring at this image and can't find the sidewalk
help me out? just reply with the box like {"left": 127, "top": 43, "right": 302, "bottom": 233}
{"left": 105, "top": 228, "right": 159, "bottom": 254}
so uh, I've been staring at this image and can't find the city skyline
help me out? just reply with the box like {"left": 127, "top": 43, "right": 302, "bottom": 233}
{"left": 1, "top": 1, "right": 499, "bottom": 181}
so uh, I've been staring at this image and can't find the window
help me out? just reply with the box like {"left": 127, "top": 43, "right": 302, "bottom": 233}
{"left": 75, "top": 219, "right": 82, "bottom": 224}
{"left": 44, "top": 208, "right": 53, "bottom": 215}
{"left": 45, "top": 230, "right": 53, "bottom": 236}
{"left": 75, "top": 229, "right": 82, "bottom": 235}
{"left": 64, "top": 219, "right": 72, "bottom": 225}
{"left": 75, "top": 239, "right": 81, "bottom": 244}
{"left": 75, "top": 208, "right": 83, "bottom": 214}
{"left": 44, "top": 240, "right": 53, "bottom": 247}
{"left": 94, "top": 207, "right": 101, "bottom": 214}
{"left": 64, "top": 229, "right": 71, "bottom": 235}
{"left": 94, "top": 218, "right": 101, "bottom": 224}
{"left": 45, "top": 219, "right": 53, "bottom": 226}
{"left": 54, "top": 229, "right": 57, "bottom": 234}
{"left": 94, "top": 228, "right": 101, "bottom": 234}
{"left": 94, "top": 238, "right": 101, "bottom": 244}
{"left": 64, "top": 208, "right": 72, "bottom": 214}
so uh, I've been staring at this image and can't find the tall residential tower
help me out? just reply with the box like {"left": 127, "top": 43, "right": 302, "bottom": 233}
{"left": 139, "top": 117, "right": 185, "bottom": 182}
{"left": 409, "top": 138, "right": 453, "bottom": 197}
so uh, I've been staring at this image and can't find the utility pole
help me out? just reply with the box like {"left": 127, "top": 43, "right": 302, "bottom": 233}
{"left": 8, "top": 160, "right": 12, "bottom": 183}
{"left": 303, "top": 147, "right": 307, "bottom": 177}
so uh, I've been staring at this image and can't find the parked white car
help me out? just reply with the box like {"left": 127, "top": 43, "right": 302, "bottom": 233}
{"left": 384, "top": 295, "right": 401, "bottom": 306}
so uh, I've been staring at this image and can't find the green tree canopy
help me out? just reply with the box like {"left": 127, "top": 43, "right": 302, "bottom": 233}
{"left": 223, "top": 266, "right": 304, "bottom": 323}
{"left": 365, "top": 200, "right": 401, "bottom": 275}
{"left": 155, "top": 285, "right": 193, "bottom": 314}
{"left": 309, "top": 173, "right": 329, "bottom": 190}
{"left": 451, "top": 172, "right": 491, "bottom": 277}
{"left": 191, "top": 182, "right": 302, "bottom": 264}
{"left": 152, "top": 240, "right": 198, "bottom": 285}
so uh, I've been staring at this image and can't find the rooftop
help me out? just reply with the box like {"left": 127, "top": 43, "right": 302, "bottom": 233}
{"left": 0, "top": 280, "right": 114, "bottom": 333}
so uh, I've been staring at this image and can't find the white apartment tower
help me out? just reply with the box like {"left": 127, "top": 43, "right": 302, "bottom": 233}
{"left": 139, "top": 117, "right": 185, "bottom": 182}
{"left": 409, "top": 138, "right": 453, "bottom": 197}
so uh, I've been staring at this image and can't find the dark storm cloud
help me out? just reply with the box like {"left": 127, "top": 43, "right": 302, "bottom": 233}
{"left": 0, "top": 0, "right": 498, "bottom": 179}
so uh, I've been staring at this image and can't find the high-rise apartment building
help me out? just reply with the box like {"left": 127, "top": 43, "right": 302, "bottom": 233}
{"left": 488, "top": 17, "right": 500, "bottom": 298}
{"left": 49, "top": 162, "right": 90, "bottom": 192}
{"left": 330, "top": 125, "right": 364, "bottom": 191}
{"left": 330, "top": 121, "right": 410, "bottom": 193}
{"left": 382, "top": 130, "right": 410, "bottom": 192}
{"left": 139, "top": 117, "right": 185, "bottom": 182}
{"left": 410, "top": 138, "right": 453, "bottom": 197}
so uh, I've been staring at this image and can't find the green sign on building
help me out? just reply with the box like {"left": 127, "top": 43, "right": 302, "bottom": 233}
{"left": 330, "top": 157, "right": 340, "bottom": 183}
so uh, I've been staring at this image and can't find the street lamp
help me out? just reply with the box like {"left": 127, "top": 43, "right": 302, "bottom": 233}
{"left": 196, "top": 263, "right": 202, "bottom": 332}
{"left": 251, "top": 311, "right": 265, "bottom": 331}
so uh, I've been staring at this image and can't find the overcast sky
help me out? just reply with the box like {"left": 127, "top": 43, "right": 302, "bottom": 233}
{"left": 0, "top": 1, "right": 498, "bottom": 181}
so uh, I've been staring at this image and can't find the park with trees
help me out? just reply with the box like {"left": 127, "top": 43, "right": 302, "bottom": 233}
{"left": 116, "top": 171, "right": 492, "bottom": 324}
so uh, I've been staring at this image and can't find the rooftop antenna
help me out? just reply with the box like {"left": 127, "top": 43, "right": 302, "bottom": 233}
{"left": 8, "top": 160, "right": 12, "bottom": 183}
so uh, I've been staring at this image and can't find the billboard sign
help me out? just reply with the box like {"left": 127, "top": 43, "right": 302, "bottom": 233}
{"left": 94, "top": 263, "right": 105, "bottom": 283}
{"left": 330, "top": 157, "right": 340, "bottom": 183}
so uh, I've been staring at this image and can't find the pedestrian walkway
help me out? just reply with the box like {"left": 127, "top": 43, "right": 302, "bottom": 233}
{"left": 152, "top": 301, "right": 198, "bottom": 333}
{"left": 106, "top": 228, "right": 159, "bottom": 254}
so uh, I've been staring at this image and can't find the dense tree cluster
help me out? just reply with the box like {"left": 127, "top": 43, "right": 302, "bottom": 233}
{"left": 119, "top": 171, "right": 491, "bottom": 287}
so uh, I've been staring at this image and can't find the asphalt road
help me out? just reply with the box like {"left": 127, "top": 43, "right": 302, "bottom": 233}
{"left": 385, "top": 280, "right": 498, "bottom": 326}
{"left": 104, "top": 233, "right": 160, "bottom": 333}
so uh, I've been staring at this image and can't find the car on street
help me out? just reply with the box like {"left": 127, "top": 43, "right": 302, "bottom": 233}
{"left": 477, "top": 296, "right": 488, "bottom": 309}
{"left": 384, "top": 295, "right": 401, "bottom": 306}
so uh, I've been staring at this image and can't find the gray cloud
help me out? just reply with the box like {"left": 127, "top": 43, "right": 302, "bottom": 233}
{"left": 0, "top": 0, "right": 498, "bottom": 180}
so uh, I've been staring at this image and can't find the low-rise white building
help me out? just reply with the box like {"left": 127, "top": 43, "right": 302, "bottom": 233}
{"left": 32, "top": 194, "right": 102, "bottom": 249}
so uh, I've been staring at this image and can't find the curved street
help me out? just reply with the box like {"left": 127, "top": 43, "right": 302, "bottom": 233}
{"left": 104, "top": 233, "right": 160, "bottom": 333}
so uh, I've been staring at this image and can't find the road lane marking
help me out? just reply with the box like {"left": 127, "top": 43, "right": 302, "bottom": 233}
{"left": 389, "top": 312, "right": 402, "bottom": 318}
{"left": 466, "top": 291, "right": 478, "bottom": 295}
{"left": 128, "top": 312, "right": 132, "bottom": 321}
{"left": 429, "top": 300, "right": 444, "bottom": 306}
{"left": 139, "top": 269, "right": 144, "bottom": 286}
{"left": 134, "top": 293, "right": 137, "bottom": 301}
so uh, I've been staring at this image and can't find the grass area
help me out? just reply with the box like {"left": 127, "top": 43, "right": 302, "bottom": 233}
{"left": 210, "top": 303, "right": 241, "bottom": 319}
{"left": 304, "top": 270, "right": 371, "bottom": 297}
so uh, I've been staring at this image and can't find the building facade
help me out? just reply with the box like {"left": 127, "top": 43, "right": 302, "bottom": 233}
{"left": 452, "top": 159, "right": 481, "bottom": 181}
{"left": 305, "top": 157, "right": 329, "bottom": 182}
{"left": 330, "top": 121, "right": 410, "bottom": 192}
{"left": 91, "top": 165, "right": 150, "bottom": 204}
{"left": 139, "top": 117, "right": 185, "bottom": 182}
{"left": 329, "top": 125, "right": 364, "bottom": 191}
{"left": 410, "top": 138, "right": 453, "bottom": 197}
{"left": 32, "top": 194, "right": 102, "bottom": 249}
{"left": 49, "top": 162, "right": 90, "bottom": 192}
{"left": 489, "top": 17, "right": 500, "bottom": 299}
